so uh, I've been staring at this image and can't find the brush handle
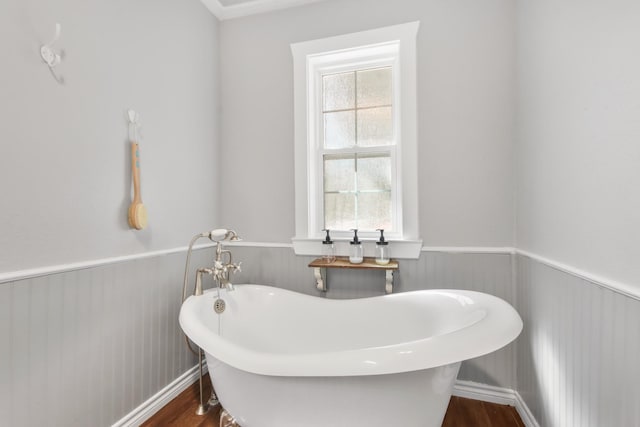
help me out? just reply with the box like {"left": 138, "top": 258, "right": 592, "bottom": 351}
{"left": 131, "top": 142, "right": 141, "bottom": 203}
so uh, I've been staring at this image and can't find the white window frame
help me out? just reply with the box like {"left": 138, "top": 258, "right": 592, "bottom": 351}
{"left": 291, "top": 22, "right": 422, "bottom": 258}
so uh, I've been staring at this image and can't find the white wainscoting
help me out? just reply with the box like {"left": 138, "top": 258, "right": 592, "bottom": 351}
{"left": 0, "top": 248, "right": 214, "bottom": 427}
{"left": 18, "top": 243, "right": 636, "bottom": 427}
{"left": 113, "top": 363, "right": 206, "bottom": 427}
{"left": 516, "top": 254, "right": 640, "bottom": 427}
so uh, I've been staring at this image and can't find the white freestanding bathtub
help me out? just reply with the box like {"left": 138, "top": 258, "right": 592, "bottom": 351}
{"left": 179, "top": 285, "right": 522, "bottom": 427}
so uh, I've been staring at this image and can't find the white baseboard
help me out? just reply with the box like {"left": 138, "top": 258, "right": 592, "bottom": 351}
{"left": 112, "top": 363, "right": 206, "bottom": 427}
{"left": 453, "top": 380, "right": 516, "bottom": 406}
{"left": 513, "top": 390, "right": 539, "bottom": 427}
{"left": 453, "top": 380, "right": 539, "bottom": 427}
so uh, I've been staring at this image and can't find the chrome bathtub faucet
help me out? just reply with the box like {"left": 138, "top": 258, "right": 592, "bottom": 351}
{"left": 182, "top": 228, "right": 242, "bottom": 418}
{"left": 213, "top": 244, "right": 241, "bottom": 292}
{"left": 190, "top": 229, "right": 242, "bottom": 296}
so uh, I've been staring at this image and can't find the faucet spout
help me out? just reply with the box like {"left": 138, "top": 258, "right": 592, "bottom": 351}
{"left": 194, "top": 267, "right": 213, "bottom": 296}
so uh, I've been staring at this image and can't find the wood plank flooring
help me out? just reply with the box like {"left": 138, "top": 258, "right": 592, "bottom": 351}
{"left": 142, "top": 374, "right": 525, "bottom": 427}
{"left": 141, "top": 374, "right": 219, "bottom": 427}
{"left": 441, "top": 396, "right": 525, "bottom": 427}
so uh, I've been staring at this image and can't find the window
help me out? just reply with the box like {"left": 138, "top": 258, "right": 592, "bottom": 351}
{"left": 322, "top": 66, "right": 395, "bottom": 232}
{"left": 291, "top": 22, "right": 421, "bottom": 258}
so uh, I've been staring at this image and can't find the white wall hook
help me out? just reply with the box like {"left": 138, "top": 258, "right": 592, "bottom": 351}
{"left": 127, "top": 109, "right": 139, "bottom": 125}
{"left": 127, "top": 109, "right": 141, "bottom": 142}
{"left": 40, "top": 23, "right": 62, "bottom": 68}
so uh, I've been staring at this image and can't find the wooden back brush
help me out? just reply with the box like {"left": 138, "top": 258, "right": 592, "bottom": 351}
{"left": 127, "top": 110, "right": 148, "bottom": 230}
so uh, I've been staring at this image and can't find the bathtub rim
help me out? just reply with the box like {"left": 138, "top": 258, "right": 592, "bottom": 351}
{"left": 179, "top": 284, "right": 522, "bottom": 377}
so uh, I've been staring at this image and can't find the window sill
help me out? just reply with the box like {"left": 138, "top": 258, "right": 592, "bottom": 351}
{"left": 292, "top": 237, "right": 422, "bottom": 259}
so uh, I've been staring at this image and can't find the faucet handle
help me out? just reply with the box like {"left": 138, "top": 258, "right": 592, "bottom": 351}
{"left": 230, "top": 262, "right": 241, "bottom": 274}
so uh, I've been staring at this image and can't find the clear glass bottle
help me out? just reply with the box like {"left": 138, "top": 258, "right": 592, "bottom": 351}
{"left": 321, "top": 229, "right": 336, "bottom": 263}
{"left": 349, "top": 229, "right": 364, "bottom": 264}
{"left": 375, "top": 229, "right": 390, "bottom": 265}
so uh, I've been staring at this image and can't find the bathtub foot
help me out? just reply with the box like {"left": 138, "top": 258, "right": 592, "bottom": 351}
{"left": 220, "top": 408, "right": 241, "bottom": 427}
{"left": 208, "top": 389, "right": 220, "bottom": 407}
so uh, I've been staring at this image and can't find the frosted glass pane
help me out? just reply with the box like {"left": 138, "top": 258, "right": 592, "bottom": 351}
{"left": 324, "top": 111, "right": 355, "bottom": 149}
{"left": 357, "top": 107, "right": 393, "bottom": 147}
{"left": 357, "top": 68, "right": 392, "bottom": 108}
{"left": 324, "top": 155, "right": 355, "bottom": 192}
{"left": 323, "top": 72, "right": 355, "bottom": 111}
{"left": 325, "top": 193, "right": 356, "bottom": 230}
{"left": 357, "top": 192, "right": 392, "bottom": 231}
{"left": 357, "top": 155, "right": 391, "bottom": 191}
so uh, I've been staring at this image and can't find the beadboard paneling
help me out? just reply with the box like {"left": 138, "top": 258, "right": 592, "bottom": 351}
{"left": 9, "top": 245, "right": 638, "bottom": 427}
{"left": 0, "top": 248, "right": 214, "bottom": 427}
{"left": 0, "top": 246, "right": 521, "bottom": 426}
{"left": 516, "top": 254, "right": 640, "bottom": 427}
{"left": 228, "top": 246, "right": 518, "bottom": 389}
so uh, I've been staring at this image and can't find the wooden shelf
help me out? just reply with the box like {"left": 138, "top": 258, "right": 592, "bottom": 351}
{"left": 309, "top": 257, "right": 398, "bottom": 270}
{"left": 308, "top": 257, "right": 399, "bottom": 293}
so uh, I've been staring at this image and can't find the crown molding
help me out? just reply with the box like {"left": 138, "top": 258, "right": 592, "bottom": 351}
{"left": 201, "top": 0, "right": 326, "bottom": 20}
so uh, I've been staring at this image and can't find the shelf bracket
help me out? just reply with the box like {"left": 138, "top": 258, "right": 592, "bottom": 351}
{"left": 313, "top": 267, "right": 327, "bottom": 292}
{"left": 385, "top": 269, "right": 394, "bottom": 294}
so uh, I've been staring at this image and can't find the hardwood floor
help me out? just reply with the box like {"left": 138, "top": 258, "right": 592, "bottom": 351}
{"left": 141, "top": 374, "right": 219, "bottom": 427}
{"left": 142, "top": 374, "right": 525, "bottom": 427}
{"left": 441, "top": 397, "right": 525, "bottom": 427}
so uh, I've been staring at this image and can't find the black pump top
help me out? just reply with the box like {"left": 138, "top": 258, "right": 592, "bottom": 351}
{"left": 376, "top": 229, "right": 389, "bottom": 245}
{"left": 350, "top": 229, "right": 361, "bottom": 245}
{"left": 322, "top": 229, "right": 333, "bottom": 244}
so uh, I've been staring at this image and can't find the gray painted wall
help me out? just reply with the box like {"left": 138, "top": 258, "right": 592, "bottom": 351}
{"left": 0, "top": 0, "right": 222, "bottom": 424}
{"left": 218, "top": 0, "right": 516, "bottom": 247}
{"left": 0, "top": 0, "right": 220, "bottom": 273}
{"left": 515, "top": 0, "right": 640, "bottom": 288}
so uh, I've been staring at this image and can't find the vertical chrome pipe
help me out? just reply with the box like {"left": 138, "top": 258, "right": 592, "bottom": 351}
{"left": 183, "top": 229, "right": 238, "bottom": 417}
{"left": 195, "top": 349, "right": 209, "bottom": 415}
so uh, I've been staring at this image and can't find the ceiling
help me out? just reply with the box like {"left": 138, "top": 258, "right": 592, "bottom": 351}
{"left": 200, "top": 0, "right": 328, "bottom": 20}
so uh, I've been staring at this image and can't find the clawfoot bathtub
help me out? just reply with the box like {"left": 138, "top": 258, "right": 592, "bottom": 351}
{"left": 180, "top": 285, "right": 522, "bottom": 427}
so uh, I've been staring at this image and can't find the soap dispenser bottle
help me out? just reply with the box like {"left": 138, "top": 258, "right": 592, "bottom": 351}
{"left": 349, "top": 229, "right": 364, "bottom": 264}
{"left": 321, "top": 229, "right": 336, "bottom": 263}
{"left": 375, "top": 229, "right": 390, "bottom": 265}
